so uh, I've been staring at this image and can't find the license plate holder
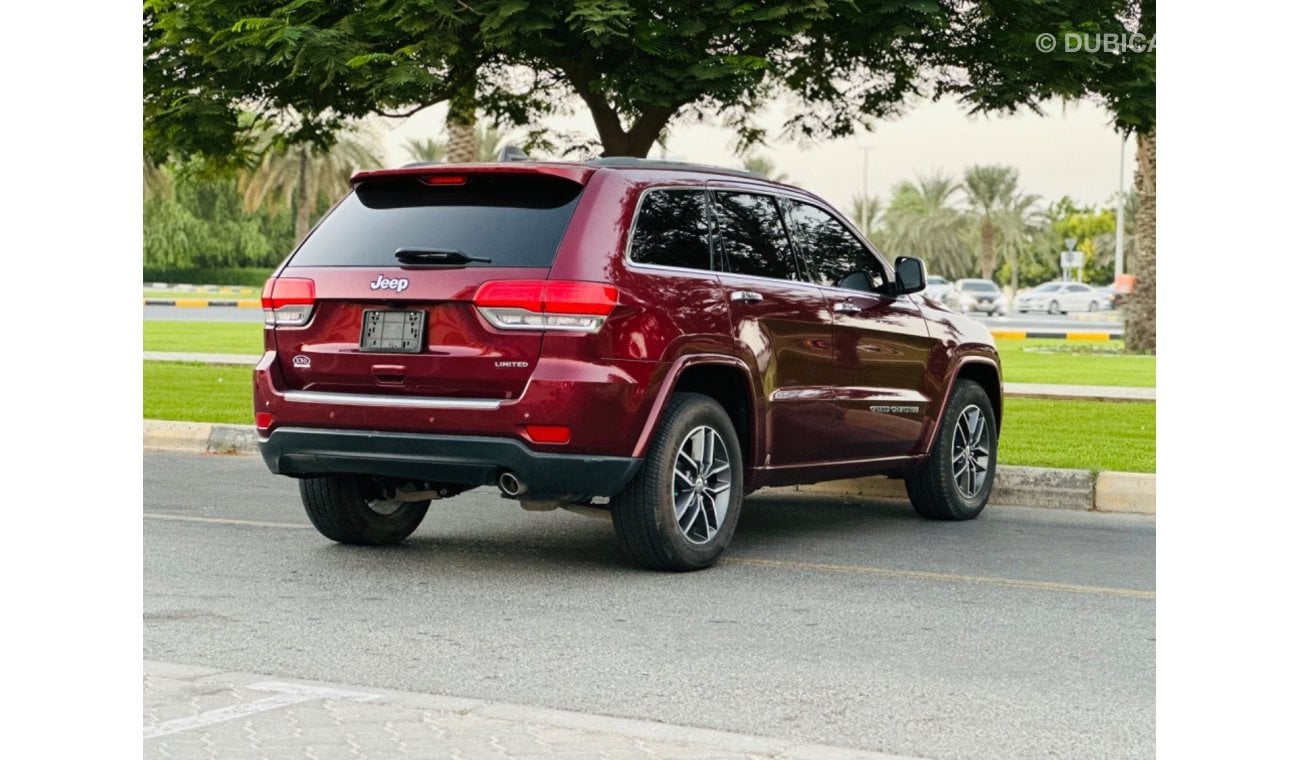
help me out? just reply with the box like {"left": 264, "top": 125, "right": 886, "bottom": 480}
{"left": 359, "top": 310, "right": 426, "bottom": 353}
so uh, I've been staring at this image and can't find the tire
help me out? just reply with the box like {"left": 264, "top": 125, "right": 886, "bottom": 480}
{"left": 1088, "top": 301, "right": 1099, "bottom": 312}
{"left": 299, "top": 475, "right": 430, "bottom": 545}
{"left": 611, "top": 393, "right": 744, "bottom": 571}
{"left": 1047, "top": 300, "right": 1060, "bottom": 315}
{"left": 905, "top": 379, "right": 998, "bottom": 521}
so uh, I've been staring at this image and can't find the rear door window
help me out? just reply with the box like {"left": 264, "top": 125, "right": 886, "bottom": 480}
{"left": 712, "top": 191, "right": 800, "bottom": 281}
{"left": 628, "top": 189, "right": 715, "bottom": 271}
{"left": 288, "top": 173, "right": 584, "bottom": 268}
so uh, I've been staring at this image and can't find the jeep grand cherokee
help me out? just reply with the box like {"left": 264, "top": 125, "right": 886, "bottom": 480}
{"left": 254, "top": 158, "right": 1002, "bottom": 571}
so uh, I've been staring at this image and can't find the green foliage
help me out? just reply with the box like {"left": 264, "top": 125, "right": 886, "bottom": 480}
{"left": 145, "top": 1, "right": 953, "bottom": 160}
{"left": 882, "top": 172, "right": 969, "bottom": 278}
{"left": 940, "top": 1, "right": 1154, "bottom": 135}
{"left": 143, "top": 166, "right": 294, "bottom": 270}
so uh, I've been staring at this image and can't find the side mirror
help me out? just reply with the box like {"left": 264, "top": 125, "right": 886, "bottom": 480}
{"left": 892, "top": 256, "right": 926, "bottom": 295}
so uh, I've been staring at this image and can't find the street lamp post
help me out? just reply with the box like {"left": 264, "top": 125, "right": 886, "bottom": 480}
{"left": 859, "top": 146, "right": 873, "bottom": 234}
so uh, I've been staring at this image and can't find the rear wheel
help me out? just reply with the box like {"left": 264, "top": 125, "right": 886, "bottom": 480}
{"left": 1088, "top": 300, "right": 1099, "bottom": 312}
{"left": 1048, "top": 300, "right": 1060, "bottom": 314}
{"left": 611, "top": 393, "right": 743, "bottom": 571}
{"left": 906, "top": 380, "right": 997, "bottom": 521}
{"left": 299, "top": 475, "right": 430, "bottom": 545}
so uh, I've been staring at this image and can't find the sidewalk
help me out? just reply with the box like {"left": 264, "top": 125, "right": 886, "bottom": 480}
{"left": 142, "top": 352, "right": 1155, "bottom": 403}
{"left": 144, "top": 661, "right": 917, "bottom": 760}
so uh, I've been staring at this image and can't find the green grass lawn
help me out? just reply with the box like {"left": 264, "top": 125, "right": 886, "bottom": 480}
{"left": 144, "top": 362, "right": 255, "bottom": 425}
{"left": 999, "top": 397, "right": 1154, "bottom": 472}
{"left": 997, "top": 339, "right": 1154, "bottom": 387}
{"left": 144, "top": 360, "right": 1155, "bottom": 472}
{"left": 144, "top": 321, "right": 263, "bottom": 354}
{"left": 143, "top": 323, "right": 1155, "bottom": 389}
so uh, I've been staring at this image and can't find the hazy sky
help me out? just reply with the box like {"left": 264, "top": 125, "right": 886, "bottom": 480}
{"left": 374, "top": 94, "right": 1135, "bottom": 216}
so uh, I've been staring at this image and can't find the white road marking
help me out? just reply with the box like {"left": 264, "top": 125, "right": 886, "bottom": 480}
{"left": 144, "top": 681, "right": 380, "bottom": 739}
{"left": 143, "top": 513, "right": 311, "bottom": 529}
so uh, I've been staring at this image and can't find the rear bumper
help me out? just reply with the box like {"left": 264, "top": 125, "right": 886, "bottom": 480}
{"left": 259, "top": 427, "right": 642, "bottom": 497}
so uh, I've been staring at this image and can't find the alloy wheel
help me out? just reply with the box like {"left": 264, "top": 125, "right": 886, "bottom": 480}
{"left": 672, "top": 426, "right": 732, "bottom": 544}
{"left": 951, "top": 404, "right": 991, "bottom": 499}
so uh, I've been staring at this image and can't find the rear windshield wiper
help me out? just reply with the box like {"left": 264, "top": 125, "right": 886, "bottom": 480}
{"left": 394, "top": 248, "right": 492, "bottom": 267}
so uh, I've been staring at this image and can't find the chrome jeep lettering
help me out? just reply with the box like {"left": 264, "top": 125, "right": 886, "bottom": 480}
{"left": 369, "top": 275, "right": 410, "bottom": 293}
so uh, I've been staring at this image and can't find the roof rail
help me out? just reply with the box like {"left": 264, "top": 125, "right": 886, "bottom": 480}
{"left": 586, "top": 157, "right": 765, "bottom": 181}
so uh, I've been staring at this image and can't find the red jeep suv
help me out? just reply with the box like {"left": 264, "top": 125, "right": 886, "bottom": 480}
{"left": 254, "top": 158, "right": 1001, "bottom": 571}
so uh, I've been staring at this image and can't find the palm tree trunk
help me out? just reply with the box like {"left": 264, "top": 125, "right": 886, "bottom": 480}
{"left": 980, "top": 221, "right": 995, "bottom": 279}
{"left": 294, "top": 150, "right": 312, "bottom": 242}
{"left": 1125, "top": 126, "right": 1156, "bottom": 354}
{"left": 446, "top": 80, "right": 477, "bottom": 163}
{"left": 1010, "top": 245, "right": 1019, "bottom": 293}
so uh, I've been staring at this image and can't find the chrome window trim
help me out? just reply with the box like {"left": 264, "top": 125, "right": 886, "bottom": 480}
{"left": 622, "top": 185, "right": 719, "bottom": 275}
{"left": 620, "top": 180, "right": 897, "bottom": 298}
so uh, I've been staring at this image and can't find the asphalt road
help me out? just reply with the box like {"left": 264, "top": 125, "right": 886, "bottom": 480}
{"left": 144, "top": 449, "right": 1155, "bottom": 760}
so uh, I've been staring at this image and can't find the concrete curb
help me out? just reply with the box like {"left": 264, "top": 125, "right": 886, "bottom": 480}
{"left": 144, "top": 419, "right": 1155, "bottom": 514}
{"left": 144, "top": 298, "right": 260, "bottom": 308}
{"left": 989, "top": 329, "right": 1118, "bottom": 340}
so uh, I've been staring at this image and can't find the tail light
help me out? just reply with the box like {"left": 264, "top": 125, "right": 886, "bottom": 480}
{"left": 261, "top": 278, "right": 316, "bottom": 326}
{"left": 473, "top": 280, "right": 617, "bottom": 333}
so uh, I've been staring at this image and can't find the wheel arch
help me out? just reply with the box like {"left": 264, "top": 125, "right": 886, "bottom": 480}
{"left": 920, "top": 354, "right": 1003, "bottom": 455}
{"left": 631, "top": 355, "right": 758, "bottom": 472}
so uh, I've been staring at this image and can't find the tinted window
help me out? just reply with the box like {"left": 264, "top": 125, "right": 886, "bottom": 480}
{"left": 629, "top": 189, "right": 714, "bottom": 271}
{"left": 785, "top": 201, "right": 885, "bottom": 290}
{"left": 961, "top": 281, "right": 999, "bottom": 292}
{"left": 713, "top": 192, "right": 799, "bottom": 281}
{"left": 289, "top": 174, "right": 583, "bottom": 267}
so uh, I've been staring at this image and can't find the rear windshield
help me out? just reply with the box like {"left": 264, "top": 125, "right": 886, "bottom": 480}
{"left": 288, "top": 174, "right": 584, "bottom": 268}
{"left": 961, "top": 281, "right": 999, "bottom": 292}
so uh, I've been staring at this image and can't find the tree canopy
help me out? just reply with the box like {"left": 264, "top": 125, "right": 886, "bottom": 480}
{"left": 145, "top": 0, "right": 953, "bottom": 162}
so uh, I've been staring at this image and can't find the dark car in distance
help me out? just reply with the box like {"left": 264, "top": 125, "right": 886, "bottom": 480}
{"left": 255, "top": 158, "right": 1002, "bottom": 571}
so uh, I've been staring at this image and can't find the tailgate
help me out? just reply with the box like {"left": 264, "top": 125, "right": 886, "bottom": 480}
{"left": 266, "top": 171, "right": 586, "bottom": 401}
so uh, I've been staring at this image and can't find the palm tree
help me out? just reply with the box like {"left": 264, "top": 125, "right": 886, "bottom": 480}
{"left": 882, "top": 172, "right": 968, "bottom": 277}
{"left": 474, "top": 123, "right": 507, "bottom": 162}
{"left": 445, "top": 82, "right": 477, "bottom": 163}
{"left": 741, "top": 154, "right": 789, "bottom": 182}
{"left": 403, "top": 137, "right": 446, "bottom": 164}
{"left": 962, "top": 165, "right": 1022, "bottom": 279}
{"left": 848, "top": 194, "right": 883, "bottom": 236}
{"left": 1000, "top": 193, "right": 1044, "bottom": 293}
{"left": 240, "top": 132, "right": 381, "bottom": 241}
{"left": 144, "top": 157, "right": 172, "bottom": 199}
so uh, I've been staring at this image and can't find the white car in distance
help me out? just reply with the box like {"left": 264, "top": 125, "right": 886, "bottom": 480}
{"left": 1013, "top": 282, "right": 1107, "bottom": 314}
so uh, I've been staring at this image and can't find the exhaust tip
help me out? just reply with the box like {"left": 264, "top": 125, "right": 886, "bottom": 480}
{"left": 499, "top": 471, "right": 525, "bottom": 497}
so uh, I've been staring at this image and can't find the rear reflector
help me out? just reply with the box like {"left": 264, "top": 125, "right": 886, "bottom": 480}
{"left": 261, "top": 278, "right": 316, "bottom": 326}
{"left": 255, "top": 412, "right": 273, "bottom": 430}
{"left": 524, "top": 425, "right": 571, "bottom": 444}
{"left": 473, "top": 280, "right": 617, "bottom": 333}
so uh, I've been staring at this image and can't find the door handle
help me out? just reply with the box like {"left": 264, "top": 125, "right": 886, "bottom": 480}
{"left": 832, "top": 301, "right": 862, "bottom": 315}
{"left": 730, "top": 290, "right": 763, "bottom": 304}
